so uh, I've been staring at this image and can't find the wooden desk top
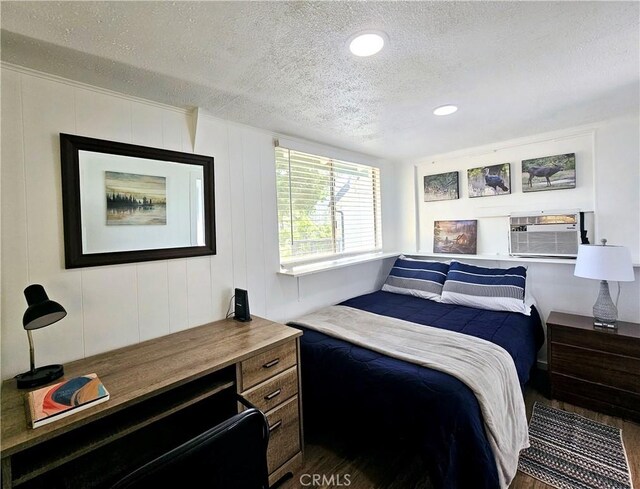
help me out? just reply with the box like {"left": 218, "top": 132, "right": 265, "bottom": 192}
{"left": 1, "top": 316, "right": 302, "bottom": 457}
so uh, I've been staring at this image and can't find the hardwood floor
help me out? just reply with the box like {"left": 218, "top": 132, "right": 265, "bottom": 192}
{"left": 298, "top": 372, "right": 640, "bottom": 489}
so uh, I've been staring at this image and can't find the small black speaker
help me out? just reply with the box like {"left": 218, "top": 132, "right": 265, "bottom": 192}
{"left": 234, "top": 288, "right": 252, "bottom": 322}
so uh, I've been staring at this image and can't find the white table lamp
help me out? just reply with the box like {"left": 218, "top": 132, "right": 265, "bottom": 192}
{"left": 574, "top": 239, "right": 635, "bottom": 329}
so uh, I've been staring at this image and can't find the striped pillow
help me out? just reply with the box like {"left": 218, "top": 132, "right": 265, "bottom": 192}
{"left": 441, "top": 261, "right": 529, "bottom": 314}
{"left": 382, "top": 257, "right": 449, "bottom": 301}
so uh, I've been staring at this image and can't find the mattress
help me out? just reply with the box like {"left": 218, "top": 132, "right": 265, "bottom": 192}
{"left": 294, "top": 290, "right": 544, "bottom": 489}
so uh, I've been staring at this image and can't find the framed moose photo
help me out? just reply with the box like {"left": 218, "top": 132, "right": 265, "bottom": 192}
{"left": 521, "top": 153, "right": 576, "bottom": 192}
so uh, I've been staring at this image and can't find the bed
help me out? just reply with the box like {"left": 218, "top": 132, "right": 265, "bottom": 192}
{"left": 291, "top": 290, "right": 544, "bottom": 489}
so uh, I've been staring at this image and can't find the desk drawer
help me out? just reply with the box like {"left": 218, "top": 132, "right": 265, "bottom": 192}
{"left": 241, "top": 341, "right": 297, "bottom": 390}
{"left": 241, "top": 366, "right": 298, "bottom": 412}
{"left": 266, "top": 395, "right": 300, "bottom": 474}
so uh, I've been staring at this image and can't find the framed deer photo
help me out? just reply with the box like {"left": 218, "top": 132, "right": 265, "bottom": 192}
{"left": 521, "top": 153, "right": 576, "bottom": 192}
{"left": 424, "top": 171, "right": 459, "bottom": 202}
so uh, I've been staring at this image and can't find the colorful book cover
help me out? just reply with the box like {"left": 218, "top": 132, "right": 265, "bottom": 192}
{"left": 27, "top": 373, "right": 110, "bottom": 428}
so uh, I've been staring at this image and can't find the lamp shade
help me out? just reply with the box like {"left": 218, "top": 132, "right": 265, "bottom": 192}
{"left": 574, "top": 244, "right": 635, "bottom": 282}
{"left": 22, "top": 284, "right": 67, "bottom": 330}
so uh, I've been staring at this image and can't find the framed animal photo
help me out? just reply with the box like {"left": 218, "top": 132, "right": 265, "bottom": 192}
{"left": 522, "top": 153, "right": 576, "bottom": 192}
{"left": 467, "top": 163, "right": 511, "bottom": 198}
{"left": 433, "top": 220, "right": 477, "bottom": 255}
{"left": 424, "top": 171, "right": 459, "bottom": 202}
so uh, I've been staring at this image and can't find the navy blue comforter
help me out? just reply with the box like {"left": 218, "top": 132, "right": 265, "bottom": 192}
{"left": 294, "top": 291, "right": 544, "bottom": 489}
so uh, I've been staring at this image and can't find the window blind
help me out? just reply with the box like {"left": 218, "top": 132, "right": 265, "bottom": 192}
{"left": 276, "top": 146, "right": 382, "bottom": 266}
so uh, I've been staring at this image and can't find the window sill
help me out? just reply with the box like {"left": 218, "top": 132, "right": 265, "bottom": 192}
{"left": 409, "top": 253, "right": 640, "bottom": 267}
{"left": 278, "top": 252, "right": 400, "bottom": 277}
{"left": 410, "top": 252, "right": 578, "bottom": 265}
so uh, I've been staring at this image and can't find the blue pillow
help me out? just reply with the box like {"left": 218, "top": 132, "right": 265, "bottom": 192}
{"left": 382, "top": 257, "right": 449, "bottom": 301}
{"left": 440, "top": 261, "right": 529, "bottom": 314}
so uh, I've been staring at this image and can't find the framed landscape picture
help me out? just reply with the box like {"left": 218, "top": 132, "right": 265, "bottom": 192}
{"left": 105, "top": 171, "right": 167, "bottom": 226}
{"left": 424, "top": 171, "right": 459, "bottom": 202}
{"left": 467, "top": 163, "right": 511, "bottom": 197}
{"left": 433, "top": 220, "right": 477, "bottom": 255}
{"left": 60, "top": 133, "right": 216, "bottom": 268}
{"left": 522, "top": 153, "right": 576, "bottom": 192}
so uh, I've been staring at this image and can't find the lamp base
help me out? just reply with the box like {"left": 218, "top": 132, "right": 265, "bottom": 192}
{"left": 592, "top": 280, "right": 618, "bottom": 324}
{"left": 15, "top": 364, "right": 64, "bottom": 389}
{"left": 593, "top": 319, "right": 618, "bottom": 330}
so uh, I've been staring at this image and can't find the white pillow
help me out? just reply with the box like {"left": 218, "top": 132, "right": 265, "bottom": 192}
{"left": 382, "top": 257, "right": 450, "bottom": 301}
{"left": 440, "top": 260, "right": 530, "bottom": 315}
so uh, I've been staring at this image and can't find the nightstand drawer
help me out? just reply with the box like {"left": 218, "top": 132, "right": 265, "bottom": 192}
{"left": 550, "top": 344, "right": 640, "bottom": 392}
{"left": 241, "top": 366, "right": 298, "bottom": 412}
{"left": 266, "top": 395, "right": 300, "bottom": 473}
{"left": 551, "top": 373, "right": 640, "bottom": 414}
{"left": 552, "top": 325, "right": 640, "bottom": 358}
{"left": 241, "top": 341, "right": 297, "bottom": 390}
{"left": 547, "top": 312, "right": 640, "bottom": 423}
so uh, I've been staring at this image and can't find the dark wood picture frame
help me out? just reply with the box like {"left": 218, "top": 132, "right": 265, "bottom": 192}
{"left": 60, "top": 133, "right": 216, "bottom": 269}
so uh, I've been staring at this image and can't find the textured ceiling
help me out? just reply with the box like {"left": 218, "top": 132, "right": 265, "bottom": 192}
{"left": 1, "top": 1, "right": 638, "bottom": 161}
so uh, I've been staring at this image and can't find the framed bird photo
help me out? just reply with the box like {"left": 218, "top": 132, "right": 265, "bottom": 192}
{"left": 521, "top": 153, "right": 576, "bottom": 192}
{"left": 467, "top": 163, "right": 511, "bottom": 198}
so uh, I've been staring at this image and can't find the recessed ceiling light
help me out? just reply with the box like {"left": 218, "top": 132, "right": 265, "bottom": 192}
{"left": 348, "top": 31, "right": 387, "bottom": 57}
{"left": 433, "top": 105, "right": 458, "bottom": 116}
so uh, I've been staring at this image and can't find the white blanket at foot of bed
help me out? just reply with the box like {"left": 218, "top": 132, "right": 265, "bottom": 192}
{"left": 292, "top": 305, "right": 529, "bottom": 489}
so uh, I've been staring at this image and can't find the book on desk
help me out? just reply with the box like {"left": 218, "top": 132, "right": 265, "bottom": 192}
{"left": 26, "top": 373, "right": 110, "bottom": 429}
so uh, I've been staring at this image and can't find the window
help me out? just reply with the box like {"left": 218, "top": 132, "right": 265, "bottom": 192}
{"left": 276, "top": 146, "right": 382, "bottom": 266}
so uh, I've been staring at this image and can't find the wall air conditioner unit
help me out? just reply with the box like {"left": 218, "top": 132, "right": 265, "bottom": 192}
{"left": 509, "top": 211, "right": 581, "bottom": 258}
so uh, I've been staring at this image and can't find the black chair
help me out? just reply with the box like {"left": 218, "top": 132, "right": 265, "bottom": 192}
{"left": 111, "top": 408, "right": 270, "bottom": 489}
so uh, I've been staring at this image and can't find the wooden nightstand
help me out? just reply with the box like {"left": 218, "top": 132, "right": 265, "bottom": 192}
{"left": 547, "top": 311, "right": 640, "bottom": 423}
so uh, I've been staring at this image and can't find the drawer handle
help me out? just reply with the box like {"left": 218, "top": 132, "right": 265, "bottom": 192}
{"left": 264, "top": 389, "right": 282, "bottom": 401}
{"left": 269, "top": 420, "right": 282, "bottom": 432}
{"left": 263, "top": 358, "right": 280, "bottom": 369}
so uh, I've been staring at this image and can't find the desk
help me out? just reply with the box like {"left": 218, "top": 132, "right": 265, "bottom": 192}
{"left": 1, "top": 316, "right": 303, "bottom": 488}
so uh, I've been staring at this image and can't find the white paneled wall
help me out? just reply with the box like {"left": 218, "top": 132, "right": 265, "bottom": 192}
{"left": 414, "top": 130, "right": 595, "bottom": 254}
{"left": 3, "top": 65, "right": 637, "bottom": 378}
{"left": 594, "top": 117, "right": 640, "bottom": 259}
{"left": 1, "top": 66, "right": 397, "bottom": 379}
{"left": 395, "top": 116, "right": 640, "bottom": 364}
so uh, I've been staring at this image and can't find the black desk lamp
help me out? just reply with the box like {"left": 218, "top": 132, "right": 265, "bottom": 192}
{"left": 15, "top": 284, "right": 67, "bottom": 389}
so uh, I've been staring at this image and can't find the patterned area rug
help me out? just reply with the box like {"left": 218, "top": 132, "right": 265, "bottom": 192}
{"left": 518, "top": 402, "right": 633, "bottom": 489}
